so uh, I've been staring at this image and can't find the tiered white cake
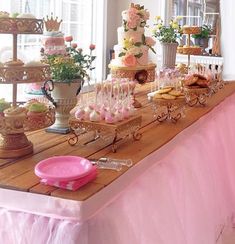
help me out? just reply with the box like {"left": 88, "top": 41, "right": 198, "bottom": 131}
{"left": 111, "top": 3, "right": 156, "bottom": 67}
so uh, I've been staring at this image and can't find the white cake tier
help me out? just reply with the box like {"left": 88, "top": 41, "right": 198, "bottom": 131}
{"left": 113, "top": 44, "right": 149, "bottom": 66}
{"left": 117, "top": 26, "right": 144, "bottom": 45}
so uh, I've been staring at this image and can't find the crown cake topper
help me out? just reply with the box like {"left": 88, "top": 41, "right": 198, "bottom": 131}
{"left": 44, "top": 14, "right": 62, "bottom": 31}
{"left": 130, "top": 3, "right": 143, "bottom": 10}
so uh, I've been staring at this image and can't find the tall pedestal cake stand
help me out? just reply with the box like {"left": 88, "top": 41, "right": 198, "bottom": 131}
{"left": 0, "top": 17, "right": 55, "bottom": 158}
{"left": 109, "top": 63, "right": 156, "bottom": 108}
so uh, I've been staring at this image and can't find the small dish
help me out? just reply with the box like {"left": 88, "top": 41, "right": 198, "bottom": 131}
{"left": 35, "top": 156, "right": 93, "bottom": 181}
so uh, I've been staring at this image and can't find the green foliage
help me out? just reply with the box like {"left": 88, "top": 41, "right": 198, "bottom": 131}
{"left": 43, "top": 47, "right": 96, "bottom": 83}
{"left": 152, "top": 18, "right": 182, "bottom": 44}
{"left": 192, "top": 24, "right": 213, "bottom": 39}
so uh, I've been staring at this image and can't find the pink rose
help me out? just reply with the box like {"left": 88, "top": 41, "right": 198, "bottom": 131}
{"left": 126, "top": 7, "right": 140, "bottom": 29}
{"left": 71, "top": 43, "right": 77, "bottom": 48}
{"left": 64, "top": 36, "right": 73, "bottom": 42}
{"left": 145, "top": 37, "right": 156, "bottom": 47}
{"left": 122, "top": 54, "right": 137, "bottom": 67}
{"left": 89, "top": 44, "right": 96, "bottom": 50}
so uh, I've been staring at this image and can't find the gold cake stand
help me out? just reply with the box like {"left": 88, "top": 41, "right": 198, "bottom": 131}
{"left": 68, "top": 115, "right": 142, "bottom": 153}
{"left": 152, "top": 98, "right": 186, "bottom": 123}
{"left": 0, "top": 17, "right": 55, "bottom": 158}
{"left": 0, "top": 108, "right": 55, "bottom": 158}
{"left": 109, "top": 63, "right": 156, "bottom": 83}
{"left": 109, "top": 63, "right": 156, "bottom": 108}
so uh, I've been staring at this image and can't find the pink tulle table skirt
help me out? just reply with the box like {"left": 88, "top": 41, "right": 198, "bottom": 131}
{"left": 1, "top": 93, "right": 235, "bottom": 244}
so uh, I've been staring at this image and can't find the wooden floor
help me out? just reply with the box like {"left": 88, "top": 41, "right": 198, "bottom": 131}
{"left": 0, "top": 82, "right": 235, "bottom": 202}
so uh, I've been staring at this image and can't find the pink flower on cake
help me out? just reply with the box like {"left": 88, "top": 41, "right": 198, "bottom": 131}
{"left": 71, "top": 43, "right": 77, "bottom": 48}
{"left": 145, "top": 37, "right": 156, "bottom": 47}
{"left": 122, "top": 54, "right": 137, "bottom": 67}
{"left": 126, "top": 7, "right": 140, "bottom": 29}
{"left": 89, "top": 44, "right": 96, "bottom": 50}
{"left": 64, "top": 36, "right": 73, "bottom": 42}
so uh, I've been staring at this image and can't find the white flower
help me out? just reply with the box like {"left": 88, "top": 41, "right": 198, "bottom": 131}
{"left": 128, "top": 46, "right": 142, "bottom": 56}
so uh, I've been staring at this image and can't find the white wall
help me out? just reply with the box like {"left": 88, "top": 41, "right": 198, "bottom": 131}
{"left": 221, "top": 0, "right": 235, "bottom": 80}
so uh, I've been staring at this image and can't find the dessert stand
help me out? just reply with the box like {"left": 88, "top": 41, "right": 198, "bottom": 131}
{"left": 152, "top": 98, "right": 186, "bottom": 123}
{"left": 0, "top": 17, "right": 55, "bottom": 158}
{"left": 68, "top": 115, "right": 142, "bottom": 153}
{"left": 182, "top": 28, "right": 202, "bottom": 73}
{"left": 183, "top": 87, "right": 210, "bottom": 107}
{"left": 109, "top": 64, "right": 156, "bottom": 108}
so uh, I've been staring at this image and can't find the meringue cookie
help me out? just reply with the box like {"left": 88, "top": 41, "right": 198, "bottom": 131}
{"left": 75, "top": 108, "right": 85, "bottom": 120}
{"left": 90, "top": 110, "right": 101, "bottom": 122}
{"left": 105, "top": 112, "right": 116, "bottom": 124}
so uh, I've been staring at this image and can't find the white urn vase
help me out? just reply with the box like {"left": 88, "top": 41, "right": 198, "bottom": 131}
{"left": 42, "top": 80, "right": 81, "bottom": 133}
{"left": 161, "top": 42, "right": 178, "bottom": 69}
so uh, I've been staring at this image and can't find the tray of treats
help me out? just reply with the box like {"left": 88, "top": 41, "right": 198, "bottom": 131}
{"left": 0, "top": 12, "right": 43, "bottom": 34}
{"left": 183, "top": 74, "right": 211, "bottom": 106}
{"left": 0, "top": 61, "right": 50, "bottom": 84}
{"left": 0, "top": 99, "right": 55, "bottom": 134}
{"left": 151, "top": 87, "right": 186, "bottom": 123}
{"left": 182, "top": 46, "right": 202, "bottom": 55}
{"left": 182, "top": 25, "right": 201, "bottom": 35}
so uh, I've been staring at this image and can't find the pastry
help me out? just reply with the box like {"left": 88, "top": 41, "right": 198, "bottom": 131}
{"left": 184, "top": 75, "right": 198, "bottom": 86}
{"left": 4, "top": 107, "right": 27, "bottom": 129}
{"left": 162, "top": 94, "right": 176, "bottom": 100}
{"left": 169, "top": 90, "right": 183, "bottom": 97}
{"left": 183, "top": 25, "right": 201, "bottom": 35}
{"left": 153, "top": 93, "right": 163, "bottom": 100}
{"left": 156, "top": 87, "right": 173, "bottom": 94}
{"left": 177, "top": 46, "right": 184, "bottom": 54}
{"left": 183, "top": 46, "right": 202, "bottom": 55}
{"left": 27, "top": 102, "right": 48, "bottom": 124}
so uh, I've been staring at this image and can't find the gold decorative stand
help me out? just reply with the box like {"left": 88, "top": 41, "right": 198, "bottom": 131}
{"left": 0, "top": 109, "right": 55, "bottom": 158}
{"left": 109, "top": 63, "right": 156, "bottom": 108}
{"left": 152, "top": 98, "right": 186, "bottom": 123}
{"left": 109, "top": 63, "right": 156, "bottom": 83}
{"left": 183, "top": 87, "right": 210, "bottom": 107}
{"left": 68, "top": 115, "right": 142, "bottom": 153}
{"left": 0, "top": 17, "right": 55, "bottom": 158}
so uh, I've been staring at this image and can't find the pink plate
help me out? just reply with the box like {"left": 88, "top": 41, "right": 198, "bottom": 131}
{"left": 35, "top": 156, "right": 93, "bottom": 181}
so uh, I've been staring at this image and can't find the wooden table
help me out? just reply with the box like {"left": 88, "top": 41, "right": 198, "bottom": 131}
{"left": 0, "top": 82, "right": 235, "bottom": 203}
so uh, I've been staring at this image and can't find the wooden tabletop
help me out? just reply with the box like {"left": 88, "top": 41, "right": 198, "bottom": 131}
{"left": 0, "top": 82, "right": 235, "bottom": 202}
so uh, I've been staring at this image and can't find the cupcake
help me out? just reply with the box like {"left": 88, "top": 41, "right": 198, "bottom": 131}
{"left": 27, "top": 102, "right": 48, "bottom": 125}
{"left": 4, "top": 107, "right": 27, "bottom": 129}
{"left": 4, "top": 59, "right": 24, "bottom": 81}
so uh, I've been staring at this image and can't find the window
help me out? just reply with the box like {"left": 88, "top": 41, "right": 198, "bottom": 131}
{"left": 0, "top": 0, "right": 106, "bottom": 101}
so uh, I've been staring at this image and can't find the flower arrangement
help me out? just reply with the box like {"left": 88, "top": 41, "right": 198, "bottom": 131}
{"left": 192, "top": 24, "right": 213, "bottom": 39}
{"left": 123, "top": 3, "right": 150, "bottom": 31}
{"left": 41, "top": 36, "right": 96, "bottom": 83}
{"left": 152, "top": 16, "right": 182, "bottom": 43}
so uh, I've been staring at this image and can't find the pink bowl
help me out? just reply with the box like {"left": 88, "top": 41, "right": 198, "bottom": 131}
{"left": 35, "top": 156, "right": 93, "bottom": 181}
